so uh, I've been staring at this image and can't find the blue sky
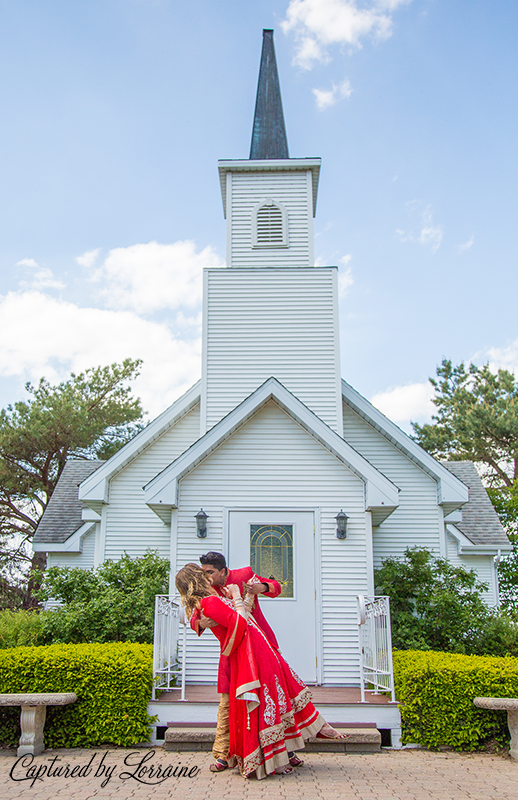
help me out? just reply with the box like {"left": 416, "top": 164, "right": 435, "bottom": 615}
{"left": 1, "top": 0, "right": 517, "bottom": 430}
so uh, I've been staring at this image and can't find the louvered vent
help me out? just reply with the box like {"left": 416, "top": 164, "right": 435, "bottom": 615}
{"left": 253, "top": 201, "right": 287, "bottom": 247}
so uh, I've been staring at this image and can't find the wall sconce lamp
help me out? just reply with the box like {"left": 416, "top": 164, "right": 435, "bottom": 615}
{"left": 335, "top": 510, "right": 348, "bottom": 539}
{"left": 195, "top": 509, "right": 208, "bottom": 538}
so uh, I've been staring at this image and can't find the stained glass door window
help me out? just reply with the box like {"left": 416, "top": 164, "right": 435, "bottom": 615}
{"left": 250, "top": 524, "right": 294, "bottom": 598}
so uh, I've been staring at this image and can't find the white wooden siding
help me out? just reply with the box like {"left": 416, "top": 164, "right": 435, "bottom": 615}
{"left": 228, "top": 171, "right": 313, "bottom": 268}
{"left": 446, "top": 531, "right": 497, "bottom": 606}
{"left": 102, "top": 405, "right": 200, "bottom": 562}
{"left": 342, "top": 401, "right": 442, "bottom": 567}
{"left": 47, "top": 528, "right": 97, "bottom": 571}
{"left": 203, "top": 268, "right": 342, "bottom": 434}
{"left": 176, "top": 400, "right": 367, "bottom": 685}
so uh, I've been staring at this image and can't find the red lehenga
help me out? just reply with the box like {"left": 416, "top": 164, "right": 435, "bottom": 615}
{"left": 200, "top": 594, "right": 324, "bottom": 779}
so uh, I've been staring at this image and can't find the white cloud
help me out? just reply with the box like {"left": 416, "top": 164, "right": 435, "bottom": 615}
{"left": 395, "top": 228, "right": 411, "bottom": 243}
{"left": 315, "top": 253, "right": 353, "bottom": 295}
{"left": 338, "top": 268, "right": 353, "bottom": 298}
{"left": 479, "top": 339, "right": 518, "bottom": 377}
{"left": 458, "top": 234, "right": 474, "bottom": 253}
{"left": 418, "top": 208, "right": 443, "bottom": 253}
{"left": 0, "top": 290, "right": 201, "bottom": 418}
{"left": 76, "top": 248, "right": 101, "bottom": 268}
{"left": 338, "top": 255, "right": 353, "bottom": 298}
{"left": 175, "top": 310, "right": 203, "bottom": 328}
{"left": 90, "top": 240, "right": 224, "bottom": 314}
{"left": 370, "top": 381, "right": 435, "bottom": 426}
{"left": 16, "top": 258, "right": 65, "bottom": 290}
{"left": 295, "top": 36, "right": 327, "bottom": 69}
{"left": 2, "top": 238, "right": 226, "bottom": 416}
{"left": 282, "top": 0, "right": 412, "bottom": 69}
{"left": 312, "top": 87, "right": 337, "bottom": 110}
{"left": 396, "top": 204, "right": 443, "bottom": 253}
{"left": 313, "top": 78, "right": 352, "bottom": 109}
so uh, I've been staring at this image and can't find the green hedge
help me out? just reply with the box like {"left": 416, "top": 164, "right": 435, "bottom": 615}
{"left": 394, "top": 649, "right": 518, "bottom": 750}
{"left": 0, "top": 642, "right": 153, "bottom": 748}
{"left": 0, "top": 610, "right": 44, "bottom": 648}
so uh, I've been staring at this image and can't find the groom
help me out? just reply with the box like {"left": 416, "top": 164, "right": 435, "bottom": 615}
{"left": 190, "top": 551, "right": 288, "bottom": 772}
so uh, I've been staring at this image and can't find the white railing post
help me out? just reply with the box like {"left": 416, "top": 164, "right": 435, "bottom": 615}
{"left": 357, "top": 595, "right": 367, "bottom": 703}
{"left": 372, "top": 609, "right": 379, "bottom": 693}
{"left": 152, "top": 594, "right": 160, "bottom": 701}
{"left": 179, "top": 605, "right": 187, "bottom": 702}
{"left": 152, "top": 594, "right": 187, "bottom": 700}
{"left": 385, "top": 596, "right": 396, "bottom": 703}
{"left": 357, "top": 595, "right": 395, "bottom": 703}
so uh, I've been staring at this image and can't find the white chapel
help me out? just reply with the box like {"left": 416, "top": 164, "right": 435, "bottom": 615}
{"left": 34, "top": 30, "right": 510, "bottom": 708}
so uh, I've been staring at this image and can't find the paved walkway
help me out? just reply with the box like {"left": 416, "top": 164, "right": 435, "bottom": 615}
{"left": 1, "top": 747, "right": 517, "bottom": 800}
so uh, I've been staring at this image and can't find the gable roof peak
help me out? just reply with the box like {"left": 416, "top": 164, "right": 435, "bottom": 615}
{"left": 144, "top": 376, "right": 399, "bottom": 526}
{"left": 250, "top": 29, "right": 289, "bottom": 160}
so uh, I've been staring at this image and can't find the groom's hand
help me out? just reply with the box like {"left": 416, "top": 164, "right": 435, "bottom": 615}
{"left": 245, "top": 580, "right": 267, "bottom": 595}
{"left": 198, "top": 611, "right": 217, "bottom": 629}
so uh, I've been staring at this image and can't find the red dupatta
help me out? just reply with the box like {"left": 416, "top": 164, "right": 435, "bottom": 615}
{"left": 200, "top": 595, "right": 260, "bottom": 711}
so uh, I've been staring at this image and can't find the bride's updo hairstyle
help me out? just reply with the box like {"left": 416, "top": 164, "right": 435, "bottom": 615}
{"left": 175, "top": 563, "right": 212, "bottom": 618}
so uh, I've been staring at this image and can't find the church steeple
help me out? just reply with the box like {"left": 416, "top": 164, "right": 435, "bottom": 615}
{"left": 217, "top": 29, "right": 321, "bottom": 266}
{"left": 249, "top": 29, "right": 289, "bottom": 160}
{"left": 206, "top": 32, "right": 338, "bottom": 436}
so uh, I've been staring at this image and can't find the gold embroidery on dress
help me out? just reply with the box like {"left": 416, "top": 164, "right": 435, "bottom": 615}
{"left": 291, "top": 687, "right": 313, "bottom": 713}
{"left": 259, "top": 721, "right": 285, "bottom": 748}
{"left": 240, "top": 745, "right": 263, "bottom": 776}
{"left": 281, "top": 710, "right": 295, "bottom": 730}
{"left": 275, "top": 674, "right": 287, "bottom": 714}
{"left": 262, "top": 683, "right": 276, "bottom": 726}
{"left": 288, "top": 663, "right": 306, "bottom": 686}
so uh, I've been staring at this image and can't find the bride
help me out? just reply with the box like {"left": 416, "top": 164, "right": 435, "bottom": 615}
{"left": 175, "top": 563, "right": 346, "bottom": 779}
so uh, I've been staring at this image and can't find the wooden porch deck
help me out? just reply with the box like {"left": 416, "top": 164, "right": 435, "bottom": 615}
{"left": 155, "top": 685, "right": 396, "bottom": 705}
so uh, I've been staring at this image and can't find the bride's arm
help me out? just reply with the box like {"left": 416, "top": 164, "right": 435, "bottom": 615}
{"left": 225, "top": 583, "right": 250, "bottom": 620}
{"left": 202, "top": 595, "right": 248, "bottom": 658}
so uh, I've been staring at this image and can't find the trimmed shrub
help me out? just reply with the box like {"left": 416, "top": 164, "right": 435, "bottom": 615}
{"left": 394, "top": 649, "right": 518, "bottom": 750}
{"left": 0, "top": 642, "right": 153, "bottom": 748}
{"left": 0, "top": 609, "right": 44, "bottom": 648}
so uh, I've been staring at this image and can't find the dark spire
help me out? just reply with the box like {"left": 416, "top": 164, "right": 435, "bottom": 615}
{"left": 249, "top": 29, "right": 289, "bottom": 160}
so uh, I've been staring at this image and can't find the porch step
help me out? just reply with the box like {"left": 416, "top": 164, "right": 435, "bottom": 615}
{"left": 163, "top": 724, "right": 381, "bottom": 754}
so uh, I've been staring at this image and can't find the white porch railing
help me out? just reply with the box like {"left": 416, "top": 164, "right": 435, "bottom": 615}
{"left": 152, "top": 593, "right": 395, "bottom": 703}
{"left": 152, "top": 595, "right": 187, "bottom": 701}
{"left": 357, "top": 595, "right": 396, "bottom": 703}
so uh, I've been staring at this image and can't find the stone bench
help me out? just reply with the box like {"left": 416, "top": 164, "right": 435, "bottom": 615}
{"left": 0, "top": 692, "right": 77, "bottom": 756}
{"left": 473, "top": 697, "right": 518, "bottom": 760}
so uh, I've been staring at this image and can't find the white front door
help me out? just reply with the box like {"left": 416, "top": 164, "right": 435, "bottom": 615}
{"left": 228, "top": 510, "right": 317, "bottom": 683}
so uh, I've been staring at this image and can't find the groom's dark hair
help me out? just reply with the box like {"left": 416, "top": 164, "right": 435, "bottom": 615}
{"left": 199, "top": 551, "right": 227, "bottom": 571}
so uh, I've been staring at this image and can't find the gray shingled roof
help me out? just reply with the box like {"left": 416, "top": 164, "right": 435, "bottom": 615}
{"left": 442, "top": 461, "right": 510, "bottom": 547}
{"left": 33, "top": 460, "right": 104, "bottom": 544}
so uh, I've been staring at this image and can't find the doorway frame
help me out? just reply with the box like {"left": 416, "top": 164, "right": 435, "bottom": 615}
{"left": 222, "top": 505, "right": 323, "bottom": 685}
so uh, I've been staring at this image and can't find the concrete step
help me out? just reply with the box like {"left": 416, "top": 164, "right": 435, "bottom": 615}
{"left": 163, "top": 725, "right": 381, "bottom": 754}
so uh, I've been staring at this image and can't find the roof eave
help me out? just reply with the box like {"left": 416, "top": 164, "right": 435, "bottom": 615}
{"left": 341, "top": 379, "right": 469, "bottom": 509}
{"left": 458, "top": 545, "right": 513, "bottom": 555}
{"left": 79, "top": 381, "right": 201, "bottom": 507}
{"left": 32, "top": 521, "right": 96, "bottom": 552}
